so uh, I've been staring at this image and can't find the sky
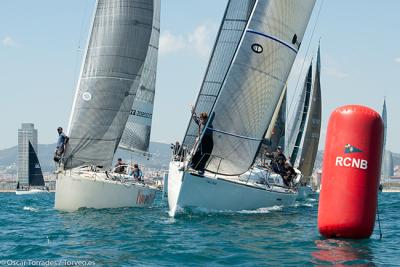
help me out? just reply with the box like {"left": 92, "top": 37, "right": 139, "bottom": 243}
{"left": 0, "top": 0, "right": 399, "bottom": 153}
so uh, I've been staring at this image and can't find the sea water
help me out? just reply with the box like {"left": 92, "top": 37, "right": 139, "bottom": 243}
{"left": 0, "top": 192, "right": 399, "bottom": 266}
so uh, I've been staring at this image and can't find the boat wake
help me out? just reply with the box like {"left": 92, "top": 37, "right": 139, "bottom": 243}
{"left": 23, "top": 206, "right": 38, "bottom": 212}
{"left": 238, "top": 206, "right": 283, "bottom": 214}
{"left": 172, "top": 205, "right": 284, "bottom": 217}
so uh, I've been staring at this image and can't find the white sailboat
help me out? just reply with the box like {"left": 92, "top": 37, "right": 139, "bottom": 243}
{"left": 16, "top": 141, "right": 49, "bottom": 195}
{"left": 287, "top": 44, "right": 322, "bottom": 199}
{"left": 55, "top": 0, "right": 160, "bottom": 211}
{"left": 168, "top": 0, "right": 316, "bottom": 216}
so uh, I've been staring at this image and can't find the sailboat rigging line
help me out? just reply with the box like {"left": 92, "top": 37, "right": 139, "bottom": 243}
{"left": 287, "top": 0, "right": 325, "bottom": 119}
{"left": 72, "top": 0, "right": 92, "bottom": 90}
{"left": 210, "top": 128, "right": 264, "bottom": 141}
{"left": 246, "top": 29, "right": 298, "bottom": 53}
{"left": 68, "top": 0, "right": 100, "bottom": 134}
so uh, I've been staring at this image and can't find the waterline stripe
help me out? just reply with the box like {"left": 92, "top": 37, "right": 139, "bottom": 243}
{"left": 247, "top": 29, "right": 298, "bottom": 53}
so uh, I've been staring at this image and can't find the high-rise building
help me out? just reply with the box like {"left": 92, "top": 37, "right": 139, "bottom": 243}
{"left": 17, "top": 123, "right": 38, "bottom": 186}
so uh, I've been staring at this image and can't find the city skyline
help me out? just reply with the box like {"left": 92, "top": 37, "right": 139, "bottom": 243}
{"left": 1, "top": 0, "right": 399, "bottom": 153}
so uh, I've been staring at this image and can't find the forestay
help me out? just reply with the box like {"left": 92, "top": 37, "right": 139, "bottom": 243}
{"left": 119, "top": 0, "right": 160, "bottom": 154}
{"left": 287, "top": 63, "right": 312, "bottom": 166}
{"left": 65, "top": 0, "right": 154, "bottom": 169}
{"left": 182, "top": 0, "right": 257, "bottom": 151}
{"left": 299, "top": 45, "right": 322, "bottom": 176}
{"left": 203, "top": 0, "right": 316, "bottom": 175}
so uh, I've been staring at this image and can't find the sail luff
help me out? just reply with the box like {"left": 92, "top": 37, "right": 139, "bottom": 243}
{"left": 118, "top": 0, "right": 161, "bottom": 154}
{"left": 289, "top": 63, "right": 313, "bottom": 166}
{"left": 201, "top": 0, "right": 316, "bottom": 175}
{"left": 182, "top": 0, "right": 257, "bottom": 151}
{"left": 298, "top": 45, "right": 322, "bottom": 176}
{"left": 64, "top": 0, "right": 154, "bottom": 169}
{"left": 67, "top": 0, "right": 99, "bottom": 133}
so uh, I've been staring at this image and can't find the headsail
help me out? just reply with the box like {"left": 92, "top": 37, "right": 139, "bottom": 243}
{"left": 28, "top": 141, "right": 45, "bottom": 186}
{"left": 263, "top": 88, "right": 286, "bottom": 153}
{"left": 298, "top": 45, "right": 322, "bottom": 176}
{"left": 287, "top": 63, "right": 313, "bottom": 166}
{"left": 202, "top": 0, "right": 316, "bottom": 175}
{"left": 182, "top": 0, "right": 257, "bottom": 151}
{"left": 65, "top": 0, "right": 154, "bottom": 169}
{"left": 119, "top": 0, "right": 160, "bottom": 154}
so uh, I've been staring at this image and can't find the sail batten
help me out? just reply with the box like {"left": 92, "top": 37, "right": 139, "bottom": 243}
{"left": 200, "top": 0, "right": 316, "bottom": 176}
{"left": 65, "top": 0, "right": 154, "bottom": 169}
{"left": 298, "top": 45, "right": 322, "bottom": 176}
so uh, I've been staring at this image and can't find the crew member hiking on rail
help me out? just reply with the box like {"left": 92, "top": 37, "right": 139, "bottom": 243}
{"left": 189, "top": 107, "right": 214, "bottom": 175}
{"left": 54, "top": 127, "right": 69, "bottom": 163}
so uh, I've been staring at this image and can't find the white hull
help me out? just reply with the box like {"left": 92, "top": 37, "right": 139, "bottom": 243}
{"left": 168, "top": 162, "right": 298, "bottom": 216}
{"left": 55, "top": 171, "right": 157, "bottom": 212}
{"left": 15, "top": 188, "right": 49, "bottom": 195}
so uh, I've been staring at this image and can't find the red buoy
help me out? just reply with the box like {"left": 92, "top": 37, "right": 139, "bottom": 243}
{"left": 318, "top": 105, "right": 384, "bottom": 238}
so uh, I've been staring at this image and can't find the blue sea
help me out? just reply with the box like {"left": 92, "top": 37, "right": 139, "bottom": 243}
{"left": 0, "top": 192, "right": 399, "bottom": 266}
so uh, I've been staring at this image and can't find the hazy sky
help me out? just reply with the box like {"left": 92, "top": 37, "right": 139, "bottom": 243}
{"left": 0, "top": 0, "right": 399, "bottom": 153}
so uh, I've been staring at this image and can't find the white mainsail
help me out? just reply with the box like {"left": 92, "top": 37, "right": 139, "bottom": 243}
{"left": 182, "top": 0, "right": 257, "bottom": 151}
{"left": 287, "top": 63, "right": 313, "bottom": 166}
{"left": 119, "top": 0, "right": 160, "bottom": 154}
{"left": 65, "top": 0, "right": 154, "bottom": 169}
{"left": 199, "top": 0, "right": 316, "bottom": 175}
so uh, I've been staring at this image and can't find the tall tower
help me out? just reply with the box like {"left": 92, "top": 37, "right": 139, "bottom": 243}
{"left": 17, "top": 123, "right": 38, "bottom": 186}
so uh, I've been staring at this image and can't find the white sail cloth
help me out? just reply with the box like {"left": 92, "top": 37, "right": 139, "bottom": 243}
{"left": 65, "top": 0, "right": 154, "bottom": 169}
{"left": 182, "top": 0, "right": 257, "bottom": 151}
{"left": 119, "top": 0, "right": 160, "bottom": 154}
{"left": 203, "top": 0, "right": 316, "bottom": 175}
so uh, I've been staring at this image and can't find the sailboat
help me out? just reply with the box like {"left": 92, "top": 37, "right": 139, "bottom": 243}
{"left": 286, "top": 45, "right": 322, "bottom": 198}
{"left": 168, "top": 0, "right": 316, "bottom": 216}
{"left": 380, "top": 99, "right": 395, "bottom": 192}
{"left": 297, "top": 44, "right": 322, "bottom": 196}
{"left": 16, "top": 141, "right": 48, "bottom": 195}
{"left": 55, "top": 0, "right": 160, "bottom": 211}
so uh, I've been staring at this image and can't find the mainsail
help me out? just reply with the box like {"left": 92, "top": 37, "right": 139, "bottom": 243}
{"left": 298, "top": 45, "right": 322, "bottom": 176}
{"left": 28, "top": 141, "right": 45, "bottom": 186}
{"left": 201, "top": 0, "right": 316, "bottom": 175}
{"left": 182, "top": 0, "right": 257, "bottom": 151}
{"left": 65, "top": 0, "right": 154, "bottom": 169}
{"left": 287, "top": 63, "right": 313, "bottom": 166}
{"left": 119, "top": 0, "right": 160, "bottom": 154}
